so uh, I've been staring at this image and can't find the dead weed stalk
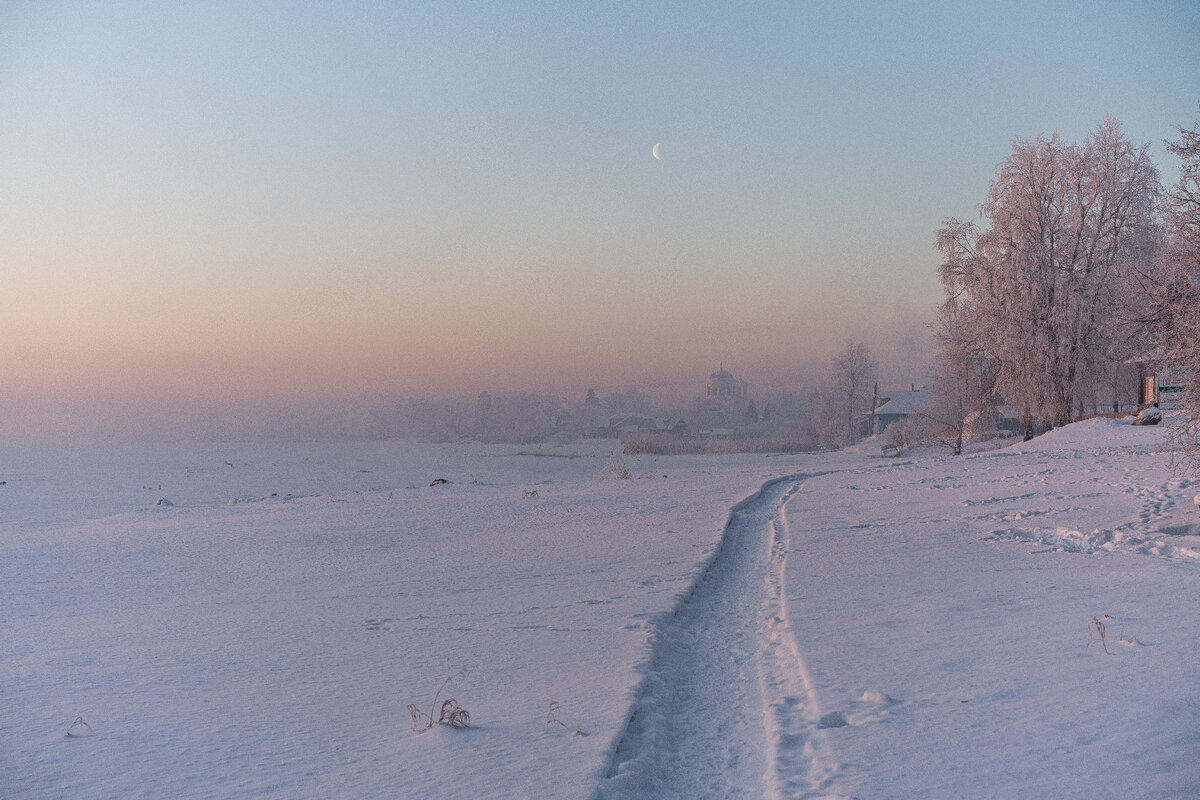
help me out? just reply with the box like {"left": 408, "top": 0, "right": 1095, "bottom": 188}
{"left": 546, "top": 699, "right": 585, "bottom": 736}
{"left": 407, "top": 661, "right": 471, "bottom": 732}
{"left": 1085, "top": 615, "right": 1110, "bottom": 654}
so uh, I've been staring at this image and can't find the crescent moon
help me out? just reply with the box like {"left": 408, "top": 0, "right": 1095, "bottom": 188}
{"left": 652, "top": 143, "right": 661, "bottom": 160}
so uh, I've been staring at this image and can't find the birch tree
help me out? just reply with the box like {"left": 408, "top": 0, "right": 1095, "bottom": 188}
{"left": 1161, "top": 108, "right": 1200, "bottom": 469}
{"left": 925, "top": 278, "right": 1002, "bottom": 453}
{"left": 935, "top": 117, "right": 1160, "bottom": 433}
{"left": 830, "top": 340, "right": 877, "bottom": 445}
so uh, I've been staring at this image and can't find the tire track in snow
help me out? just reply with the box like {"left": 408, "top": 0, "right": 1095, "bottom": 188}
{"left": 591, "top": 475, "right": 840, "bottom": 800}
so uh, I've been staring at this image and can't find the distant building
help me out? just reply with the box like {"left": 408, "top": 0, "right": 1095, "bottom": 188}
{"left": 869, "top": 385, "right": 928, "bottom": 435}
{"left": 706, "top": 366, "right": 748, "bottom": 399}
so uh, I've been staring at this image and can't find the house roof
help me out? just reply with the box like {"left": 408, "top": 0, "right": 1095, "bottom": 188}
{"left": 872, "top": 388, "right": 928, "bottom": 417}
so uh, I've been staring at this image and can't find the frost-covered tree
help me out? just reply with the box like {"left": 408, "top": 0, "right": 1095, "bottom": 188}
{"left": 806, "top": 381, "right": 841, "bottom": 449}
{"left": 1160, "top": 108, "right": 1200, "bottom": 469}
{"left": 936, "top": 117, "right": 1161, "bottom": 432}
{"left": 922, "top": 284, "right": 1002, "bottom": 453}
{"left": 816, "top": 340, "right": 877, "bottom": 446}
{"left": 1166, "top": 109, "right": 1200, "bottom": 278}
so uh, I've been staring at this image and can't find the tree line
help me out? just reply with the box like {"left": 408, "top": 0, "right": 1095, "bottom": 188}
{"left": 907, "top": 110, "right": 1200, "bottom": 455}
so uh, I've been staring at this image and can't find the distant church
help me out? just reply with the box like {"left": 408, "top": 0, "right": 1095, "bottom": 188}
{"left": 706, "top": 365, "right": 748, "bottom": 399}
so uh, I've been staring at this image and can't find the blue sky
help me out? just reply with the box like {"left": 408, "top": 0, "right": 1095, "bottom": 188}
{"left": 1, "top": 0, "right": 1198, "bottom": 410}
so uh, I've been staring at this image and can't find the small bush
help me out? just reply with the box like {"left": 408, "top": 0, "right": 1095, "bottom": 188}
{"left": 623, "top": 433, "right": 708, "bottom": 455}
{"left": 603, "top": 455, "right": 632, "bottom": 479}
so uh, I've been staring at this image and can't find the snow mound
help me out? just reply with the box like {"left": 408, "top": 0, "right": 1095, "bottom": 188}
{"left": 1134, "top": 407, "right": 1163, "bottom": 426}
{"left": 1013, "top": 416, "right": 1171, "bottom": 454}
{"left": 859, "top": 691, "right": 895, "bottom": 705}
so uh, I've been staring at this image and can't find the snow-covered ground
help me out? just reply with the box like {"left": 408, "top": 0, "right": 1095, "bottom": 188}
{"left": 3, "top": 421, "right": 1198, "bottom": 798}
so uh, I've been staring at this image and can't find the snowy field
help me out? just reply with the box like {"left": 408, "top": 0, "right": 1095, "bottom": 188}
{"left": 3, "top": 421, "right": 1198, "bottom": 799}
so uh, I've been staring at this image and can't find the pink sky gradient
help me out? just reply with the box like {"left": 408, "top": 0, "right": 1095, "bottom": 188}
{"left": 2, "top": 2, "right": 1196, "bottom": 437}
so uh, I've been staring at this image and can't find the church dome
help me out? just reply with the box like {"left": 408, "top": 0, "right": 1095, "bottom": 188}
{"left": 706, "top": 366, "right": 746, "bottom": 398}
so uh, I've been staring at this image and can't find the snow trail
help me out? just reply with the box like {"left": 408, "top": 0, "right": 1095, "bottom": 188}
{"left": 761, "top": 484, "right": 841, "bottom": 799}
{"left": 592, "top": 476, "right": 840, "bottom": 799}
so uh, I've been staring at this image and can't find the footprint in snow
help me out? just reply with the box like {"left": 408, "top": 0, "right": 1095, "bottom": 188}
{"left": 363, "top": 618, "right": 396, "bottom": 632}
{"left": 823, "top": 691, "right": 900, "bottom": 730}
{"left": 817, "top": 711, "right": 849, "bottom": 729}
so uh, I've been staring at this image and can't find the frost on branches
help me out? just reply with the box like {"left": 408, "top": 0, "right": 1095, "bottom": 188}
{"left": 809, "top": 341, "right": 878, "bottom": 448}
{"left": 1161, "top": 108, "right": 1200, "bottom": 471}
{"left": 934, "top": 117, "right": 1162, "bottom": 440}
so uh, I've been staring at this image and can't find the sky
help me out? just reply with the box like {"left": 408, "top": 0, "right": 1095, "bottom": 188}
{"left": 2, "top": 1, "right": 1199, "bottom": 436}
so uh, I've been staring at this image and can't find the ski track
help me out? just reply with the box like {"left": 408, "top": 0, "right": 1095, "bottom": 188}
{"left": 592, "top": 475, "right": 845, "bottom": 800}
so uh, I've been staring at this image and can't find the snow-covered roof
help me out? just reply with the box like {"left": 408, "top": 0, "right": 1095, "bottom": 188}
{"left": 872, "top": 388, "right": 928, "bottom": 417}
{"left": 995, "top": 404, "right": 1020, "bottom": 420}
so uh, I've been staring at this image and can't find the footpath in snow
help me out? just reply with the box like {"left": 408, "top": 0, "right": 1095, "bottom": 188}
{"left": 592, "top": 470, "right": 895, "bottom": 800}
{"left": 594, "top": 477, "right": 837, "bottom": 799}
